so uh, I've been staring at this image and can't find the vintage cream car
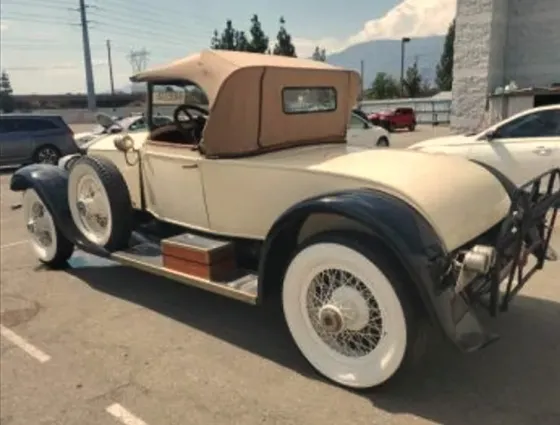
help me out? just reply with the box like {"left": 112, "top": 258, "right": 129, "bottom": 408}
{"left": 11, "top": 50, "right": 560, "bottom": 391}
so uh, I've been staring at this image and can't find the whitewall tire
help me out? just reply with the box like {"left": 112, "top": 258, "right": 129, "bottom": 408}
{"left": 22, "top": 189, "right": 74, "bottom": 267}
{"left": 67, "top": 155, "right": 132, "bottom": 251}
{"left": 282, "top": 233, "right": 420, "bottom": 390}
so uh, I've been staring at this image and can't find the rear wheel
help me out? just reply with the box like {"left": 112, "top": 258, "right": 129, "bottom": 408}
{"left": 408, "top": 123, "right": 416, "bottom": 131}
{"left": 22, "top": 189, "right": 74, "bottom": 268}
{"left": 282, "top": 232, "right": 424, "bottom": 390}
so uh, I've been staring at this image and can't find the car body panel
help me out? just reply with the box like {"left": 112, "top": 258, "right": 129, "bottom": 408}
{"left": 84, "top": 127, "right": 511, "bottom": 252}
{"left": 409, "top": 105, "right": 560, "bottom": 189}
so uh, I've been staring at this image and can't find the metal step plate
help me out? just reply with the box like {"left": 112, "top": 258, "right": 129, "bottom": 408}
{"left": 111, "top": 242, "right": 258, "bottom": 304}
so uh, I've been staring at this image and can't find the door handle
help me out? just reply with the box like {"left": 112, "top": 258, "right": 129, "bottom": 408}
{"left": 532, "top": 146, "right": 552, "bottom": 156}
{"left": 181, "top": 163, "right": 198, "bottom": 169}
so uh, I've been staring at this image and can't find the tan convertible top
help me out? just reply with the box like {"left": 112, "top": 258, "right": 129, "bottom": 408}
{"left": 131, "top": 49, "right": 361, "bottom": 157}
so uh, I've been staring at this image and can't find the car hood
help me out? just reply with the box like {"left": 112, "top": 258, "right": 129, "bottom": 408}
{"left": 408, "top": 134, "right": 475, "bottom": 150}
{"left": 248, "top": 145, "right": 510, "bottom": 251}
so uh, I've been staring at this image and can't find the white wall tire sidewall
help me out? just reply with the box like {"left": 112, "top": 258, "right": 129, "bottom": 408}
{"left": 22, "top": 189, "right": 58, "bottom": 262}
{"left": 282, "top": 242, "right": 408, "bottom": 389}
{"left": 68, "top": 162, "right": 113, "bottom": 246}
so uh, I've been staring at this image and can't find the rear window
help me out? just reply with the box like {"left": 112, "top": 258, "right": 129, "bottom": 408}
{"left": 1, "top": 117, "right": 68, "bottom": 133}
{"left": 282, "top": 87, "right": 337, "bottom": 114}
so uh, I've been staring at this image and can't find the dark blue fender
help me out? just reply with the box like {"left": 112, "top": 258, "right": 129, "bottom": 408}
{"left": 258, "top": 188, "right": 494, "bottom": 353}
{"left": 10, "top": 164, "right": 110, "bottom": 257}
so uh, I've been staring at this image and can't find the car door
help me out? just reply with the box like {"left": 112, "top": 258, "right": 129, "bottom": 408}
{"left": 0, "top": 118, "right": 33, "bottom": 166}
{"left": 347, "top": 113, "right": 375, "bottom": 147}
{"left": 140, "top": 142, "right": 210, "bottom": 229}
{"left": 467, "top": 109, "right": 559, "bottom": 187}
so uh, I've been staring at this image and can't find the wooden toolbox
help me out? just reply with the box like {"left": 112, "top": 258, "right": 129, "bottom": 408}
{"left": 161, "top": 233, "right": 237, "bottom": 281}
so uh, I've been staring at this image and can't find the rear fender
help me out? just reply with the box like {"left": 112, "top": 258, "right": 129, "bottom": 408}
{"left": 10, "top": 164, "right": 110, "bottom": 257}
{"left": 258, "top": 188, "right": 494, "bottom": 352}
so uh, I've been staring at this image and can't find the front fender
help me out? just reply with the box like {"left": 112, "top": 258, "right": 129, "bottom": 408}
{"left": 259, "top": 188, "right": 494, "bottom": 353}
{"left": 10, "top": 164, "right": 109, "bottom": 257}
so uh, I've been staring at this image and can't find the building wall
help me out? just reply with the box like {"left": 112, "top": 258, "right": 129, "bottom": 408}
{"left": 505, "top": 0, "right": 560, "bottom": 87}
{"left": 451, "top": 0, "right": 495, "bottom": 132}
{"left": 452, "top": 0, "right": 560, "bottom": 132}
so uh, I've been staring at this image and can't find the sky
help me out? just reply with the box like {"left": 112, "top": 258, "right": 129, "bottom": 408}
{"left": 0, "top": 0, "right": 456, "bottom": 94}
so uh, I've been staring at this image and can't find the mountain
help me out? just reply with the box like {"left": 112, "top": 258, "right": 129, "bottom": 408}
{"left": 325, "top": 35, "right": 445, "bottom": 88}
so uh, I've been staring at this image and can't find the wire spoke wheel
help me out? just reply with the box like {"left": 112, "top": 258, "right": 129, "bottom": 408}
{"left": 71, "top": 172, "right": 112, "bottom": 246}
{"left": 23, "top": 190, "right": 58, "bottom": 262}
{"left": 283, "top": 238, "right": 410, "bottom": 390}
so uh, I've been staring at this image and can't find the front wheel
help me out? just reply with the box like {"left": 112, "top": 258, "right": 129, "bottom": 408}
{"left": 376, "top": 136, "right": 389, "bottom": 147}
{"left": 22, "top": 189, "right": 74, "bottom": 268}
{"left": 282, "top": 232, "right": 424, "bottom": 390}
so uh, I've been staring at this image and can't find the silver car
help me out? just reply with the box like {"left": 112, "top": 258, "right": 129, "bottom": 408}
{"left": 0, "top": 114, "right": 79, "bottom": 166}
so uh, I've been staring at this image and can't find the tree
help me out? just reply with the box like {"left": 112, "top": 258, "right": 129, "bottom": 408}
{"left": 247, "top": 14, "right": 269, "bottom": 54}
{"left": 0, "top": 70, "right": 15, "bottom": 113}
{"left": 402, "top": 61, "right": 424, "bottom": 98}
{"left": 435, "top": 19, "right": 455, "bottom": 91}
{"left": 235, "top": 30, "right": 250, "bottom": 52}
{"left": 367, "top": 72, "right": 399, "bottom": 99}
{"left": 311, "top": 46, "right": 326, "bottom": 61}
{"left": 272, "top": 17, "right": 297, "bottom": 57}
{"left": 210, "top": 20, "right": 246, "bottom": 51}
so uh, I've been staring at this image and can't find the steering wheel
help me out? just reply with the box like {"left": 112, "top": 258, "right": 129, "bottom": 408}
{"left": 173, "top": 104, "right": 209, "bottom": 143}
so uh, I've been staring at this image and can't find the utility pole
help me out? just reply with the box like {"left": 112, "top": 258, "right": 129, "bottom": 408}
{"left": 360, "top": 59, "right": 365, "bottom": 99}
{"left": 106, "top": 40, "right": 115, "bottom": 96}
{"left": 400, "top": 37, "right": 411, "bottom": 98}
{"left": 79, "top": 0, "right": 96, "bottom": 110}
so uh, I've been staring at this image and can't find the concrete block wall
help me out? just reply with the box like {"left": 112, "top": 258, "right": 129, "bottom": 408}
{"left": 451, "top": 0, "right": 560, "bottom": 133}
{"left": 451, "top": 0, "right": 495, "bottom": 132}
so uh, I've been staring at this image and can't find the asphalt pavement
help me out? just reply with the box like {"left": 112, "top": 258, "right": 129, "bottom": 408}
{"left": 1, "top": 127, "right": 560, "bottom": 425}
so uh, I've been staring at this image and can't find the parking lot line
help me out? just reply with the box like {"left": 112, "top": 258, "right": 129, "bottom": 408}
{"left": 0, "top": 325, "right": 51, "bottom": 363}
{"left": 106, "top": 404, "right": 149, "bottom": 425}
{"left": 0, "top": 240, "right": 27, "bottom": 249}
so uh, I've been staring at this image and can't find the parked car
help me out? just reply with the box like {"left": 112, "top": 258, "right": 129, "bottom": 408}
{"left": 368, "top": 107, "right": 416, "bottom": 132}
{"left": 74, "top": 113, "right": 172, "bottom": 146}
{"left": 348, "top": 112, "right": 390, "bottom": 147}
{"left": 11, "top": 50, "right": 559, "bottom": 391}
{"left": 0, "top": 114, "right": 79, "bottom": 166}
{"left": 408, "top": 104, "right": 560, "bottom": 189}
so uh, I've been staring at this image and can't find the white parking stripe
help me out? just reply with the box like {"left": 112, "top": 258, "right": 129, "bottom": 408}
{"left": 106, "top": 404, "right": 149, "bottom": 425}
{"left": 0, "top": 325, "right": 51, "bottom": 363}
{"left": 0, "top": 240, "right": 27, "bottom": 249}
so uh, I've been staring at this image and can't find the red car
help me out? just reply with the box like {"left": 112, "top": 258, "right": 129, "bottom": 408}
{"left": 368, "top": 107, "right": 416, "bottom": 132}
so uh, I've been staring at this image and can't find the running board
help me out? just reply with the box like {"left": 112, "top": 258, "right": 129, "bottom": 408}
{"left": 110, "top": 242, "right": 258, "bottom": 304}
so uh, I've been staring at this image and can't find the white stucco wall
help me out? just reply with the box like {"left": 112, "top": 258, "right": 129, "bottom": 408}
{"left": 451, "top": 0, "right": 560, "bottom": 132}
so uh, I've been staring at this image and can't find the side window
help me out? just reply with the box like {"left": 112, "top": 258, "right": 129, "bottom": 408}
{"left": 349, "top": 114, "right": 368, "bottom": 129}
{"left": 128, "top": 118, "right": 146, "bottom": 132}
{"left": 498, "top": 110, "right": 560, "bottom": 138}
{"left": 282, "top": 87, "right": 337, "bottom": 114}
{"left": 18, "top": 118, "right": 60, "bottom": 132}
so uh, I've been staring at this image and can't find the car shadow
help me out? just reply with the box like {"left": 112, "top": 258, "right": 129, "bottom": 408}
{"left": 67, "top": 255, "right": 560, "bottom": 425}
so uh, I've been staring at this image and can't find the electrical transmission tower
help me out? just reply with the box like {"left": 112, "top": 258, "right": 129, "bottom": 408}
{"left": 127, "top": 48, "right": 150, "bottom": 73}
